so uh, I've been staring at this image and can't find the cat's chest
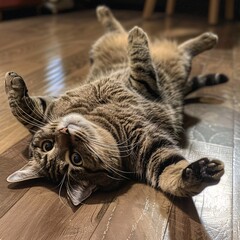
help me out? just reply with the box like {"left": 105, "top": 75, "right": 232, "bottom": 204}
{"left": 47, "top": 78, "right": 172, "bottom": 135}
{"left": 48, "top": 79, "right": 138, "bottom": 117}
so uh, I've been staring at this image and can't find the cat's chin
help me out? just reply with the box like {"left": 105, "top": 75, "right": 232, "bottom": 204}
{"left": 57, "top": 113, "right": 96, "bottom": 130}
{"left": 56, "top": 113, "right": 98, "bottom": 139}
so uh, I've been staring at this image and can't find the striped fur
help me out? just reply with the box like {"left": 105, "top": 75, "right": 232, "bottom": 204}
{"left": 5, "top": 6, "right": 226, "bottom": 206}
{"left": 185, "top": 73, "right": 228, "bottom": 96}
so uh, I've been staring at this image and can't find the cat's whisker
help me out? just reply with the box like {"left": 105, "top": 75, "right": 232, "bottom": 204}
{"left": 102, "top": 158, "right": 135, "bottom": 175}
{"left": 14, "top": 101, "right": 45, "bottom": 127}
{"left": 35, "top": 164, "right": 45, "bottom": 175}
{"left": 19, "top": 96, "right": 57, "bottom": 126}
{"left": 103, "top": 163, "right": 131, "bottom": 180}
{"left": 106, "top": 174, "right": 123, "bottom": 181}
{"left": 13, "top": 110, "right": 50, "bottom": 133}
{"left": 14, "top": 111, "right": 43, "bottom": 128}
{"left": 87, "top": 143, "right": 132, "bottom": 179}
{"left": 44, "top": 111, "right": 56, "bottom": 124}
{"left": 58, "top": 173, "right": 68, "bottom": 207}
{"left": 68, "top": 173, "right": 80, "bottom": 183}
{"left": 87, "top": 138, "right": 129, "bottom": 152}
{"left": 91, "top": 141, "right": 134, "bottom": 157}
{"left": 81, "top": 142, "right": 130, "bottom": 178}
{"left": 88, "top": 137, "right": 139, "bottom": 158}
{"left": 14, "top": 106, "right": 44, "bottom": 128}
{"left": 72, "top": 131, "right": 136, "bottom": 175}
{"left": 49, "top": 110, "right": 59, "bottom": 123}
{"left": 78, "top": 130, "right": 132, "bottom": 150}
{"left": 26, "top": 98, "right": 57, "bottom": 124}
{"left": 15, "top": 102, "right": 60, "bottom": 131}
{"left": 75, "top": 129, "right": 131, "bottom": 148}
{"left": 75, "top": 131, "right": 135, "bottom": 156}
{"left": 22, "top": 97, "right": 45, "bottom": 121}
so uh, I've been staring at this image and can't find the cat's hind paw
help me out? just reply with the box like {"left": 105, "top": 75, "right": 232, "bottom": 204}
{"left": 96, "top": 5, "right": 113, "bottom": 23}
{"left": 128, "top": 26, "right": 148, "bottom": 46}
{"left": 198, "top": 32, "right": 218, "bottom": 50}
{"left": 182, "top": 158, "right": 224, "bottom": 184}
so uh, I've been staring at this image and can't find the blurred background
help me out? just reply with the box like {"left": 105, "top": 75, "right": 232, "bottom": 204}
{"left": 0, "top": 0, "right": 239, "bottom": 23}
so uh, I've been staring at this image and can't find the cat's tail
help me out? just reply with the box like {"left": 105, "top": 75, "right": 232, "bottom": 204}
{"left": 184, "top": 73, "right": 228, "bottom": 96}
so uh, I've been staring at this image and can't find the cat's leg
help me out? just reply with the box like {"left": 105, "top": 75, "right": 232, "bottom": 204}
{"left": 128, "top": 26, "right": 161, "bottom": 98}
{"left": 87, "top": 6, "right": 127, "bottom": 82}
{"left": 179, "top": 32, "right": 218, "bottom": 58}
{"left": 159, "top": 157, "right": 224, "bottom": 196}
{"left": 5, "top": 72, "right": 55, "bottom": 134}
{"left": 96, "top": 5, "right": 125, "bottom": 33}
{"left": 143, "top": 147, "right": 224, "bottom": 196}
{"left": 184, "top": 73, "right": 228, "bottom": 96}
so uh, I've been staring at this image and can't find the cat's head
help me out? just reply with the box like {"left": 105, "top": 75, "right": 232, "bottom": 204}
{"left": 7, "top": 113, "right": 122, "bottom": 206}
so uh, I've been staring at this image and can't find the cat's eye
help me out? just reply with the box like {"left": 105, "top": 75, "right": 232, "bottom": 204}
{"left": 70, "top": 152, "right": 82, "bottom": 166}
{"left": 42, "top": 140, "right": 54, "bottom": 152}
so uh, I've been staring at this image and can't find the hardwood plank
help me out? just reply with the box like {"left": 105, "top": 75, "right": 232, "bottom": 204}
{"left": 90, "top": 183, "right": 171, "bottom": 240}
{"left": 0, "top": 184, "right": 115, "bottom": 240}
{"left": 0, "top": 137, "right": 31, "bottom": 218}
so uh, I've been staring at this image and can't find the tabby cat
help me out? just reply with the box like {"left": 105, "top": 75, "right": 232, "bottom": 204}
{"left": 5, "top": 6, "right": 227, "bottom": 206}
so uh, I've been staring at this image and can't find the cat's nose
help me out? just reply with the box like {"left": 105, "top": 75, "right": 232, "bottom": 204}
{"left": 59, "top": 127, "right": 70, "bottom": 135}
{"left": 6, "top": 72, "right": 18, "bottom": 77}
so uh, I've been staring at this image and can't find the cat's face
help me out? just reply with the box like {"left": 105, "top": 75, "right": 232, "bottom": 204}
{"left": 7, "top": 113, "right": 122, "bottom": 206}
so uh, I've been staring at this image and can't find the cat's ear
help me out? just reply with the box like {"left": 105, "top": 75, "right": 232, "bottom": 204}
{"left": 7, "top": 160, "right": 43, "bottom": 183}
{"left": 66, "top": 181, "right": 96, "bottom": 206}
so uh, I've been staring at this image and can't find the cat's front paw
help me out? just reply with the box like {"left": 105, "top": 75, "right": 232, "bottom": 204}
{"left": 199, "top": 32, "right": 218, "bottom": 49}
{"left": 128, "top": 27, "right": 148, "bottom": 46}
{"left": 5, "top": 71, "right": 28, "bottom": 109}
{"left": 182, "top": 158, "right": 224, "bottom": 184}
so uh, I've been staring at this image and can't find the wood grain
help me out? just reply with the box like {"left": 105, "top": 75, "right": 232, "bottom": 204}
{"left": 90, "top": 184, "right": 171, "bottom": 240}
{"left": 0, "top": 8, "right": 239, "bottom": 240}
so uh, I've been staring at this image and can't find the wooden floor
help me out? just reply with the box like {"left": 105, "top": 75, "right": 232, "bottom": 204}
{"left": 0, "top": 9, "right": 239, "bottom": 240}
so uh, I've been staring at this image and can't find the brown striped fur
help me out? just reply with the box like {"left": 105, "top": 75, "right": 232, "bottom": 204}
{"left": 5, "top": 6, "right": 226, "bottom": 206}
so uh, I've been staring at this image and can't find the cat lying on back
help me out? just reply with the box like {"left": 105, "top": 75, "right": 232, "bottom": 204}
{"left": 5, "top": 6, "right": 227, "bottom": 206}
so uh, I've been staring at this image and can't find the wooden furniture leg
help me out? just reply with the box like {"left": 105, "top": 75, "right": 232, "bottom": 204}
{"left": 143, "top": 0, "right": 157, "bottom": 19}
{"left": 208, "top": 0, "right": 220, "bottom": 24}
{"left": 225, "top": 0, "right": 234, "bottom": 20}
{"left": 166, "top": 0, "right": 176, "bottom": 15}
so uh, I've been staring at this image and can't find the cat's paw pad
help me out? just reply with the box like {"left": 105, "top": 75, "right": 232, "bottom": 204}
{"left": 199, "top": 32, "right": 218, "bottom": 48}
{"left": 96, "top": 5, "right": 112, "bottom": 22}
{"left": 183, "top": 158, "right": 224, "bottom": 184}
{"left": 128, "top": 26, "right": 148, "bottom": 46}
{"left": 5, "top": 71, "right": 28, "bottom": 107}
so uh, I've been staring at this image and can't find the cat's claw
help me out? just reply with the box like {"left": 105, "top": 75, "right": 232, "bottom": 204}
{"left": 182, "top": 158, "right": 224, "bottom": 184}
